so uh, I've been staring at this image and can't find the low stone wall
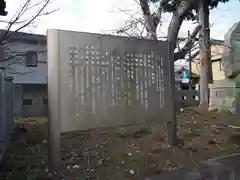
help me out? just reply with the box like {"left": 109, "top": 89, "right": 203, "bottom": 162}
{"left": 209, "top": 80, "right": 240, "bottom": 113}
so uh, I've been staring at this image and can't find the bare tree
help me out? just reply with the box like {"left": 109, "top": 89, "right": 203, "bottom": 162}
{"left": 115, "top": 0, "right": 201, "bottom": 61}
{"left": 0, "top": 0, "right": 58, "bottom": 63}
{"left": 116, "top": 0, "right": 232, "bottom": 61}
{"left": 113, "top": 0, "right": 232, "bottom": 146}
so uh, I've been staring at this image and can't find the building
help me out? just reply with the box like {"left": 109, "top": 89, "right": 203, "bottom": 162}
{"left": 2, "top": 30, "right": 217, "bottom": 117}
{"left": 0, "top": 30, "right": 48, "bottom": 117}
{"left": 175, "top": 67, "right": 199, "bottom": 84}
{"left": 191, "top": 40, "right": 225, "bottom": 81}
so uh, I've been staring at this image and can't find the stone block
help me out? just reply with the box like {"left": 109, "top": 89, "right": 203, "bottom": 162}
{"left": 209, "top": 80, "right": 240, "bottom": 113}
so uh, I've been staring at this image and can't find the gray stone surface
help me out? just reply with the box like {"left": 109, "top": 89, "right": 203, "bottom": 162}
{"left": 209, "top": 21, "right": 240, "bottom": 113}
{"left": 209, "top": 80, "right": 240, "bottom": 113}
{"left": 222, "top": 21, "right": 240, "bottom": 78}
{"left": 47, "top": 29, "right": 171, "bottom": 133}
{"left": 149, "top": 154, "right": 240, "bottom": 180}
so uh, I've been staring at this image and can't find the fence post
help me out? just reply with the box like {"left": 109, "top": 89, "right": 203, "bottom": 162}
{"left": 14, "top": 85, "right": 23, "bottom": 120}
{"left": 0, "top": 67, "right": 6, "bottom": 151}
{"left": 5, "top": 76, "right": 14, "bottom": 135}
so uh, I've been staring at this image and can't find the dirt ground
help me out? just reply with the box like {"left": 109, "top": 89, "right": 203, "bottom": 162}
{"left": 1, "top": 108, "right": 240, "bottom": 180}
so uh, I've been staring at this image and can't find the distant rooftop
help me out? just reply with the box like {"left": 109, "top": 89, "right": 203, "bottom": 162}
{"left": 0, "top": 29, "right": 46, "bottom": 45}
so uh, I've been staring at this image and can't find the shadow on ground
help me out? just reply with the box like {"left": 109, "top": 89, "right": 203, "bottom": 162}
{"left": 151, "top": 154, "right": 240, "bottom": 180}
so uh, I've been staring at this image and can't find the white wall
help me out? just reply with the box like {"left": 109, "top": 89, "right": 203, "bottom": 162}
{"left": 2, "top": 41, "right": 47, "bottom": 84}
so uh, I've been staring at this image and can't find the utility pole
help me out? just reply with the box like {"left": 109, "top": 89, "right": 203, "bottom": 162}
{"left": 188, "top": 30, "right": 192, "bottom": 90}
{"left": 198, "top": 0, "right": 212, "bottom": 110}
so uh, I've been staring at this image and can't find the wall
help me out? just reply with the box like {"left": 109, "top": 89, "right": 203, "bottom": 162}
{"left": 0, "top": 31, "right": 48, "bottom": 117}
{"left": 212, "top": 61, "right": 226, "bottom": 80}
{"left": 0, "top": 32, "right": 47, "bottom": 84}
{"left": 0, "top": 70, "right": 20, "bottom": 166}
{"left": 191, "top": 60, "right": 226, "bottom": 81}
{"left": 209, "top": 80, "right": 240, "bottom": 113}
{"left": 21, "top": 84, "right": 48, "bottom": 117}
{"left": 191, "top": 43, "right": 226, "bottom": 81}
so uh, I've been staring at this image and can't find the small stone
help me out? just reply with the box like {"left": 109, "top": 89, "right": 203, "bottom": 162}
{"left": 213, "top": 130, "right": 220, "bottom": 135}
{"left": 129, "top": 169, "right": 135, "bottom": 175}
{"left": 208, "top": 139, "right": 216, "bottom": 145}
{"left": 186, "top": 145, "right": 198, "bottom": 152}
{"left": 99, "top": 131, "right": 107, "bottom": 135}
{"left": 128, "top": 152, "right": 132, "bottom": 156}
{"left": 178, "top": 143, "right": 184, "bottom": 148}
{"left": 97, "top": 158, "right": 104, "bottom": 165}
{"left": 212, "top": 125, "right": 217, "bottom": 128}
{"left": 72, "top": 164, "right": 79, "bottom": 169}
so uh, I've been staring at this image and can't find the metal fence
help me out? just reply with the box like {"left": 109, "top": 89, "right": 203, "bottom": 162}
{"left": 0, "top": 68, "right": 22, "bottom": 164}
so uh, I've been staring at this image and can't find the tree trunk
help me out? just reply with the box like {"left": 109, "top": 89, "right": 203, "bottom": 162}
{"left": 166, "top": 0, "right": 196, "bottom": 146}
{"left": 139, "top": 0, "right": 198, "bottom": 57}
{"left": 174, "top": 24, "right": 201, "bottom": 61}
{"left": 168, "top": 0, "right": 196, "bottom": 57}
{"left": 198, "top": 0, "right": 211, "bottom": 110}
{"left": 139, "top": 0, "right": 157, "bottom": 40}
{"left": 166, "top": 13, "right": 183, "bottom": 146}
{"left": 205, "top": 6, "right": 213, "bottom": 84}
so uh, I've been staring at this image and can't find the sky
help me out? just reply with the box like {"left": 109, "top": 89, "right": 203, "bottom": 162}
{"left": 1, "top": 0, "right": 239, "bottom": 40}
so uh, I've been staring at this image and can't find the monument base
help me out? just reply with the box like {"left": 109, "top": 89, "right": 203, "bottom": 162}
{"left": 209, "top": 80, "right": 240, "bottom": 113}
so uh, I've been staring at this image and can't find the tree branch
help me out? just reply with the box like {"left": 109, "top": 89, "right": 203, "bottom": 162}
{"left": 173, "top": 24, "right": 201, "bottom": 60}
{"left": 167, "top": 0, "right": 198, "bottom": 61}
{"left": 139, "top": 0, "right": 157, "bottom": 40}
{"left": 0, "top": 0, "right": 56, "bottom": 44}
{"left": 14, "top": 0, "right": 51, "bottom": 32}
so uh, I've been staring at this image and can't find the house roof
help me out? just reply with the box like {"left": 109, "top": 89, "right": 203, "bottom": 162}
{"left": 0, "top": 29, "right": 46, "bottom": 45}
{"left": 193, "top": 39, "right": 224, "bottom": 61}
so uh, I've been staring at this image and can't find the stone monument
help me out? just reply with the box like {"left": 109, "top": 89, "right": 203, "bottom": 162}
{"left": 209, "top": 21, "right": 240, "bottom": 113}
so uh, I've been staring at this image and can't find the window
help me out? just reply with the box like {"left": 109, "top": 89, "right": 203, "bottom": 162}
{"left": 43, "top": 98, "right": 48, "bottom": 105}
{"left": 23, "top": 99, "right": 33, "bottom": 105}
{"left": 25, "top": 51, "right": 38, "bottom": 67}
